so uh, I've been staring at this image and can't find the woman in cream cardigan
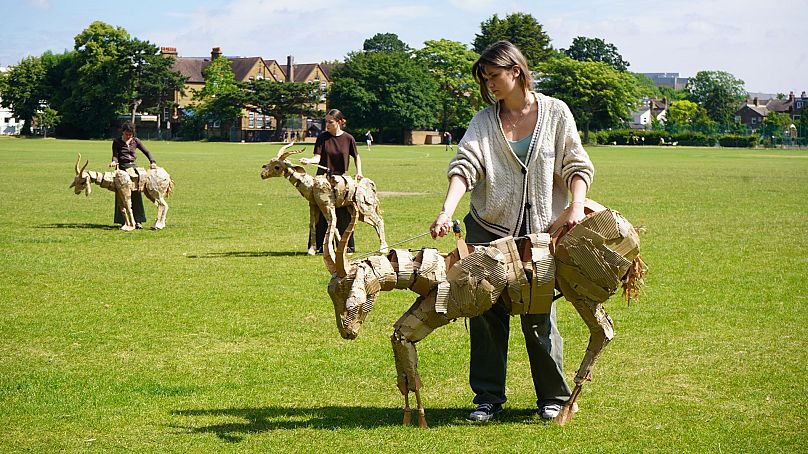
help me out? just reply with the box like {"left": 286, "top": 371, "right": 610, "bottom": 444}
{"left": 430, "top": 41, "right": 594, "bottom": 422}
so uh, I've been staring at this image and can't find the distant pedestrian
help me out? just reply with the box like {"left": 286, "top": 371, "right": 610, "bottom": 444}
{"left": 365, "top": 130, "right": 373, "bottom": 151}
{"left": 444, "top": 131, "right": 453, "bottom": 151}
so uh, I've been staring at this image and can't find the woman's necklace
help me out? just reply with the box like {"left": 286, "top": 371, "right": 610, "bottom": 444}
{"left": 503, "top": 94, "right": 533, "bottom": 131}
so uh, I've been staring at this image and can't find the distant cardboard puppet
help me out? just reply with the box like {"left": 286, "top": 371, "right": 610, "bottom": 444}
{"left": 261, "top": 142, "right": 388, "bottom": 270}
{"left": 327, "top": 199, "right": 647, "bottom": 427}
{"left": 69, "top": 154, "right": 174, "bottom": 230}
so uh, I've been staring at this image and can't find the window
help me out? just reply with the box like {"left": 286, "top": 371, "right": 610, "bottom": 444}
{"left": 248, "top": 111, "right": 255, "bottom": 128}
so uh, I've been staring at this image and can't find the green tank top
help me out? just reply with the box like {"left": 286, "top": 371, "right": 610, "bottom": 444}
{"left": 508, "top": 134, "right": 531, "bottom": 164}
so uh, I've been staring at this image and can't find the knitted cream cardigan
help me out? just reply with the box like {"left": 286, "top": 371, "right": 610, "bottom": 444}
{"left": 448, "top": 92, "right": 594, "bottom": 237}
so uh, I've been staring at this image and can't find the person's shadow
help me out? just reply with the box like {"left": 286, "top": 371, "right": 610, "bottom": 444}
{"left": 38, "top": 223, "right": 119, "bottom": 230}
{"left": 170, "top": 405, "right": 540, "bottom": 441}
{"left": 184, "top": 251, "right": 303, "bottom": 258}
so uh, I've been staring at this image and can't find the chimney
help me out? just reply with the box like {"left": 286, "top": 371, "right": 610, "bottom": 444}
{"left": 789, "top": 91, "right": 795, "bottom": 102}
{"left": 160, "top": 46, "right": 177, "bottom": 57}
{"left": 286, "top": 55, "right": 294, "bottom": 82}
{"left": 211, "top": 47, "right": 222, "bottom": 60}
{"left": 753, "top": 97, "right": 759, "bottom": 106}
{"left": 802, "top": 91, "right": 807, "bottom": 98}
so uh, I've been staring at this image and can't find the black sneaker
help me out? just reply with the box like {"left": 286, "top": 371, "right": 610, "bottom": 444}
{"left": 467, "top": 403, "right": 503, "bottom": 422}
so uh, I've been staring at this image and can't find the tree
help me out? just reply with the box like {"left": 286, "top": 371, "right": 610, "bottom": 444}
{"left": 761, "top": 112, "right": 792, "bottom": 139}
{"left": 329, "top": 49, "right": 439, "bottom": 141}
{"left": 632, "top": 73, "right": 661, "bottom": 99}
{"left": 37, "top": 107, "right": 61, "bottom": 138}
{"left": 0, "top": 56, "right": 46, "bottom": 135}
{"left": 687, "top": 70, "right": 746, "bottom": 127}
{"left": 563, "top": 36, "right": 629, "bottom": 71}
{"left": 665, "top": 99, "right": 714, "bottom": 133}
{"left": 192, "top": 55, "right": 244, "bottom": 138}
{"left": 118, "top": 38, "right": 186, "bottom": 133}
{"left": 799, "top": 105, "right": 808, "bottom": 138}
{"left": 473, "top": 13, "right": 553, "bottom": 69}
{"left": 68, "top": 21, "right": 137, "bottom": 137}
{"left": 538, "top": 57, "right": 641, "bottom": 142}
{"left": 363, "top": 33, "right": 410, "bottom": 53}
{"left": 414, "top": 39, "right": 481, "bottom": 132}
{"left": 244, "top": 79, "right": 322, "bottom": 140}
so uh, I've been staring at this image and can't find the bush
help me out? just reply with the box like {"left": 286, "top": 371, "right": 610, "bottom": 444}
{"left": 592, "top": 129, "right": 715, "bottom": 146}
{"left": 718, "top": 135, "right": 757, "bottom": 148}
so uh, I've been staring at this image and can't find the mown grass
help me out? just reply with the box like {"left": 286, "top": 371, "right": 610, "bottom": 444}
{"left": 0, "top": 136, "right": 805, "bottom": 452}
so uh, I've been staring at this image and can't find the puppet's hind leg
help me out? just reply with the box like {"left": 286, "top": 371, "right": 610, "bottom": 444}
{"left": 391, "top": 290, "right": 450, "bottom": 428}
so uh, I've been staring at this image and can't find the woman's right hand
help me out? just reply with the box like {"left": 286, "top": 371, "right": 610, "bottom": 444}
{"left": 430, "top": 212, "right": 452, "bottom": 238}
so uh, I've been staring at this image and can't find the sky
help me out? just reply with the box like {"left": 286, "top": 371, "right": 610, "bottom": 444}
{"left": 2, "top": 0, "right": 806, "bottom": 94}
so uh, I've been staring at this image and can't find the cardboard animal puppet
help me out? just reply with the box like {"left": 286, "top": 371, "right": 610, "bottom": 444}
{"left": 69, "top": 154, "right": 174, "bottom": 230}
{"left": 261, "top": 142, "right": 388, "bottom": 270}
{"left": 326, "top": 199, "right": 647, "bottom": 427}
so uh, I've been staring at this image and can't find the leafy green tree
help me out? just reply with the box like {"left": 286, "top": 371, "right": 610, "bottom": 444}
{"left": 538, "top": 57, "right": 640, "bottom": 142}
{"left": 761, "top": 112, "right": 793, "bottom": 138}
{"left": 37, "top": 107, "right": 61, "bottom": 138}
{"left": 244, "top": 79, "right": 322, "bottom": 140}
{"left": 799, "top": 105, "right": 808, "bottom": 138}
{"left": 68, "top": 21, "right": 137, "bottom": 137}
{"left": 118, "top": 38, "right": 186, "bottom": 130}
{"left": 631, "top": 73, "right": 660, "bottom": 99}
{"left": 563, "top": 36, "right": 629, "bottom": 71}
{"left": 473, "top": 13, "right": 553, "bottom": 69}
{"left": 665, "top": 99, "right": 715, "bottom": 133}
{"left": 657, "top": 85, "right": 690, "bottom": 102}
{"left": 363, "top": 33, "right": 410, "bottom": 53}
{"left": 38, "top": 50, "right": 77, "bottom": 137}
{"left": 0, "top": 55, "right": 46, "bottom": 135}
{"left": 687, "top": 70, "right": 746, "bottom": 126}
{"left": 414, "top": 39, "right": 481, "bottom": 132}
{"left": 329, "top": 49, "right": 439, "bottom": 141}
{"left": 192, "top": 55, "right": 244, "bottom": 137}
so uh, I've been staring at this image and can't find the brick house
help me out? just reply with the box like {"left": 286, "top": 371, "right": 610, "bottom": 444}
{"left": 735, "top": 91, "right": 806, "bottom": 132}
{"left": 165, "top": 47, "right": 333, "bottom": 141}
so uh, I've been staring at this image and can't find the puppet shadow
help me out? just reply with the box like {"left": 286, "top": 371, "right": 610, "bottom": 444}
{"left": 38, "top": 223, "right": 119, "bottom": 230}
{"left": 170, "top": 405, "right": 541, "bottom": 442}
{"left": 184, "top": 251, "right": 303, "bottom": 258}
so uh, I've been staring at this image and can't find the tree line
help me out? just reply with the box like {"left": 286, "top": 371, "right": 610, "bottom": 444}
{"left": 3, "top": 14, "right": 799, "bottom": 142}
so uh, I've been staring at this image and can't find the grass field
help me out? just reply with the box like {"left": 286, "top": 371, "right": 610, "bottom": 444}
{"left": 0, "top": 136, "right": 805, "bottom": 452}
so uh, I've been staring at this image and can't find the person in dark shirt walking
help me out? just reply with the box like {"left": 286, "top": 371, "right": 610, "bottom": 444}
{"left": 299, "top": 109, "right": 363, "bottom": 253}
{"left": 110, "top": 122, "right": 158, "bottom": 229}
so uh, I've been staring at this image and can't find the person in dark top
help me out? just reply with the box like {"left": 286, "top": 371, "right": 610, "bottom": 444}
{"left": 109, "top": 122, "right": 157, "bottom": 228}
{"left": 299, "top": 109, "right": 363, "bottom": 253}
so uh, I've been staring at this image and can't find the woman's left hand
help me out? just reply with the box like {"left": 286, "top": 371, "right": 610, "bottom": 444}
{"left": 355, "top": 173, "right": 363, "bottom": 180}
{"left": 564, "top": 203, "right": 586, "bottom": 228}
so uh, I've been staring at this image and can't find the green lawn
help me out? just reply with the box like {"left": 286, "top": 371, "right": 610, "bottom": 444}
{"left": 0, "top": 137, "right": 805, "bottom": 452}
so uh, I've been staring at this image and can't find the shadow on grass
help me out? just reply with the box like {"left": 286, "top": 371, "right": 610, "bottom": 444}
{"left": 185, "top": 251, "right": 304, "bottom": 258}
{"left": 171, "top": 405, "right": 542, "bottom": 441}
{"left": 38, "top": 222, "right": 119, "bottom": 230}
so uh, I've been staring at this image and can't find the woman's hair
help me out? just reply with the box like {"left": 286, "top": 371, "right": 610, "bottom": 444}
{"left": 121, "top": 122, "right": 135, "bottom": 134}
{"left": 326, "top": 109, "right": 346, "bottom": 126}
{"left": 471, "top": 40, "right": 533, "bottom": 104}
